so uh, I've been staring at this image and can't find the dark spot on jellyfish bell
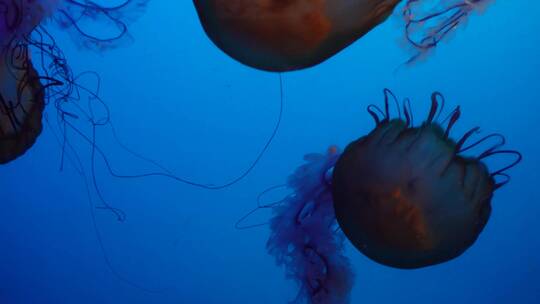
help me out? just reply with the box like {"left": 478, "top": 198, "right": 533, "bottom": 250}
{"left": 332, "top": 90, "right": 521, "bottom": 269}
{"left": 0, "top": 48, "right": 45, "bottom": 164}
{"left": 193, "top": 0, "right": 402, "bottom": 71}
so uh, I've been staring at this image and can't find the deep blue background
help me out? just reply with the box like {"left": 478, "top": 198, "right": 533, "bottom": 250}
{"left": 1, "top": 1, "right": 539, "bottom": 303}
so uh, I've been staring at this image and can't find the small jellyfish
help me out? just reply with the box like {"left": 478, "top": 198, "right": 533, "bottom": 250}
{"left": 248, "top": 90, "right": 520, "bottom": 303}
{"left": 194, "top": 0, "right": 493, "bottom": 71}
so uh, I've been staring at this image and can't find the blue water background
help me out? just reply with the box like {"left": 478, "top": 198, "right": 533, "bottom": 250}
{"left": 0, "top": 1, "right": 538, "bottom": 303}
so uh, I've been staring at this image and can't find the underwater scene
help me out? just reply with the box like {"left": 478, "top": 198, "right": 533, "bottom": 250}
{"left": 0, "top": 1, "right": 538, "bottom": 303}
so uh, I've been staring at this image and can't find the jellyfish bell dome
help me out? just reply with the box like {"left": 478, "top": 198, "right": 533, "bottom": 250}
{"left": 193, "top": 0, "right": 401, "bottom": 71}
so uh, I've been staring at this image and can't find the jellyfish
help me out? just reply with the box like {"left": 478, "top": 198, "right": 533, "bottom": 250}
{"left": 244, "top": 90, "right": 520, "bottom": 303}
{"left": 193, "top": 0, "right": 493, "bottom": 71}
{"left": 0, "top": 0, "right": 59, "bottom": 163}
{"left": 0, "top": 0, "right": 148, "bottom": 164}
{"left": 332, "top": 89, "right": 523, "bottom": 269}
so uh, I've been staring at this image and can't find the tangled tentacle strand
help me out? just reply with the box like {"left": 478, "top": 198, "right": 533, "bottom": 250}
{"left": 53, "top": 0, "right": 149, "bottom": 50}
{"left": 403, "top": 0, "right": 494, "bottom": 62}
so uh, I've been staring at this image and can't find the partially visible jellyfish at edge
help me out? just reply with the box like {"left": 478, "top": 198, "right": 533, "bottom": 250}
{"left": 0, "top": 0, "right": 150, "bottom": 165}
{"left": 238, "top": 89, "right": 521, "bottom": 304}
{"left": 0, "top": 0, "right": 174, "bottom": 292}
{"left": 193, "top": 0, "right": 494, "bottom": 71}
{"left": 0, "top": 0, "right": 57, "bottom": 164}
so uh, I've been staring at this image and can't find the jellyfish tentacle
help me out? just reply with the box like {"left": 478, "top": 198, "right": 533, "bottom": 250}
{"left": 439, "top": 103, "right": 458, "bottom": 126}
{"left": 234, "top": 207, "right": 271, "bottom": 230}
{"left": 459, "top": 133, "right": 505, "bottom": 153}
{"left": 56, "top": 9, "right": 128, "bottom": 43}
{"left": 100, "top": 73, "right": 284, "bottom": 189}
{"left": 434, "top": 92, "right": 446, "bottom": 122}
{"left": 492, "top": 173, "right": 510, "bottom": 190}
{"left": 303, "top": 245, "right": 330, "bottom": 298}
{"left": 427, "top": 92, "right": 442, "bottom": 124}
{"left": 367, "top": 104, "right": 384, "bottom": 125}
{"left": 406, "top": 98, "right": 414, "bottom": 126}
{"left": 55, "top": 0, "right": 149, "bottom": 49}
{"left": 481, "top": 148, "right": 522, "bottom": 190}
{"left": 480, "top": 150, "right": 523, "bottom": 176}
{"left": 403, "top": 0, "right": 488, "bottom": 61}
{"left": 403, "top": 103, "right": 411, "bottom": 127}
{"left": 51, "top": 70, "right": 284, "bottom": 192}
{"left": 403, "top": 98, "right": 414, "bottom": 127}
{"left": 296, "top": 201, "right": 316, "bottom": 224}
{"left": 455, "top": 127, "right": 481, "bottom": 152}
{"left": 256, "top": 184, "right": 289, "bottom": 208}
{"left": 383, "top": 88, "right": 400, "bottom": 120}
{"left": 235, "top": 184, "right": 289, "bottom": 230}
{"left": 443, "top": 106, "right": 461, "bottom": 138}
{"left": 90, "top": 124, "right": 126, "bottom": 221}
{"left": 265, "top": 148, "right": 353, "bottom": 304}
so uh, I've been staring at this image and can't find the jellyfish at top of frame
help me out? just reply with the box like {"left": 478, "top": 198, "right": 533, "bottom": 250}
{"left": 193, "top": 0, "right": 493, "bottom": 71}
{"left": 253, "top": 90, "right": 520, "bottom": 304}
{"left": 0, "top": 0, "right": 148, "bottom": 164}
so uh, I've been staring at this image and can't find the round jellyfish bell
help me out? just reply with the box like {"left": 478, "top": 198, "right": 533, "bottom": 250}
{"left": 332, "top": 90, "right": 521, "bottom": 269}
{"left": 193, "top": 0, "right": 401, "bottom": 71}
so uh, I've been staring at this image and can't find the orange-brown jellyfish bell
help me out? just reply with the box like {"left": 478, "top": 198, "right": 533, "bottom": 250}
{"left": 332, "top": 90, "right": 521, "bottom": 269}
{"left": 193, "top": 0, "right": 401, "bottom": 71}
{"left": 0, "top": 50, "right": 45, "bottom": 164}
